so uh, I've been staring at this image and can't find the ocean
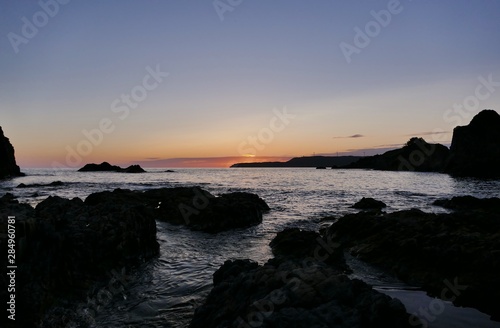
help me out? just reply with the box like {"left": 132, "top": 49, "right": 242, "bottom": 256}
{"left": 2, "top": 168, "right": 500, "bottom": 327}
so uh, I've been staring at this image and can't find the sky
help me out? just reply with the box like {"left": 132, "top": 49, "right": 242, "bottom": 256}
{"left": 1, "top": 0, "right": 500, "bottom": 168}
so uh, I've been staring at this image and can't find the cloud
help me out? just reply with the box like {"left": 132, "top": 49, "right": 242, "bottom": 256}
{"left": 333, "top": 134, "right": 365, "bottom": 139}
{"left": 404, "top": 131, "right": 450, "bottom": 137}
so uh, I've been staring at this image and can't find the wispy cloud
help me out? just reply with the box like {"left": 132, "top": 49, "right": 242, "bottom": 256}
{"left": 333, "top": 134, "right": 365, "bottom": 139}
{"left": 404, "top": 131, "right": 450, "bottom": 137}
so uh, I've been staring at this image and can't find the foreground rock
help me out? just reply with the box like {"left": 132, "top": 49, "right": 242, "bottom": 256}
{"left": 433, "top": 195, "right": 500, "bottom": 211}
{"left": 78, "top": 162, "right": 146, "bottom": 173}
{"left": 85, "top": 187, "right": 270, "bottom": 233}
{"left": 446, "top": 109, "right": 500, "bottom": 178}
{"left": 0, "top": 193, "right": 159, "bottom": 327}
{"left": 0, "top": 126, "right": 23, "bottom": 179}
{"left": 326, "top": 198, "right": 500, "bottom": 320}
{"left": 352, "top": 197, "right": 387, "bottom": 210}
{"left": 191, "top": 230, "right": 417, "bottom": 328}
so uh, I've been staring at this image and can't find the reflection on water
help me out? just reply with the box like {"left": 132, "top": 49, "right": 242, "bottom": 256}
{"left": 1, "top": 168, "right": 499, "bottom": 327}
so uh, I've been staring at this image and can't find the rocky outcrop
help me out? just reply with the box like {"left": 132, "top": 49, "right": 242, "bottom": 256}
{"left": 0, "top": 193, "right": 159, "bottom": 327}
{"left": 17, "top": 181, "right": 64, "bottom": 188}
{"left": 190, "top": 231, "right": 417, "bottom": 328}
{"left": 78, "top": 162, "right": 146, "bottom": 173}
{"left": 345, "top": 137, "right": 449, "bottom": 172}
{"left": 85, "top": 187, "right": 270, "bottom": 233}
{"left": 433, "top": 195, "right": 500, "bottom": 211}
{"left": 0, "top": 126, "right": 23, "bottom": 179}
{"left": 446, "top": 109, "right": 500, "bottom": 178}
{"left": 325, "top": 202, "right": 500, "bottom": 320}
{"left": 352, "top": 197, "right": 387, "bottom": 210}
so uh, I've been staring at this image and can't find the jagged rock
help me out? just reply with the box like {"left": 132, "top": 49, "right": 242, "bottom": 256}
{"left": 345, "top": 137, "right": 449, "bottom": 172}
{"left": 352, "top": 197, "right": 387, "bottom": 210}
{"left": 446, "top": 109, "right": 500, "bottom": 178}
{"left": 0, "top": 126, "right": 23, "bottom": 179}
{"left": 191, "top": 259, "right": 415, "bottom": 327}
{"left": 78, "top": 162, "right": 146, "bottom": 173}
{"left": 325, "top": 206, "right": 500, "bottom": 320}
{"left": 0, "top": 193, "right": 159, "bottom": 327}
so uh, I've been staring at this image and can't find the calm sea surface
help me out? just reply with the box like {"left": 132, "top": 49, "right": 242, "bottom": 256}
{"left": 2, "top": 168, "right": 500, "bottom": 327}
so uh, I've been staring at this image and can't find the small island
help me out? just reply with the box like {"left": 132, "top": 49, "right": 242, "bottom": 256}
{"left": 78, "top": 162, "right": 146, "bottom": 173}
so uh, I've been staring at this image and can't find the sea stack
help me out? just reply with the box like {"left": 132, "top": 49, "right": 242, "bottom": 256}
{"left": 446, "top": 109, "right": 500, "bottom": 178}
{"left": 0, "top": 126, "right": 23, "bottom": 179}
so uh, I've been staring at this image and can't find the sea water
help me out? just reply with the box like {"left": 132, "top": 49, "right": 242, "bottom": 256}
{"left": 1, "top": 168, "right": 499, "bottom": 327}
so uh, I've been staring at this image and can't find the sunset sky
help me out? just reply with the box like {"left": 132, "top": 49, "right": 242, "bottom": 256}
{"left": 1, "top": 0, "right": 500, "bottom": 168}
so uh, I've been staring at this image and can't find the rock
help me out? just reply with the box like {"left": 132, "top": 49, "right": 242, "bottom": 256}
{"left": 78, "top": 162, "right": 146, "bottom": 173}
{"left": 0, "top": 193, "right": 159, "bottom": 327}
{"left": 325, "top": 207, "right": 500, "bottom": 320}
{"left": 17, "top": 181, "right": 64, "bottom": 188}
{"left": 123, "top": 164, "right": 146, "bottom": 173}
{"left": 191, "top": 258, "right": 416, "bottom": 328}
{"left": 433, "top": 195, "right": 500, "bottom": 211}
{"left": 85, "top": 187, "right": 270, "bottom": 233}
{"left": 0, "top": 126, "right": 23, "bottom": 179}
{"left": 345, "top": 137, "right": 450, "bottom": 172}
{"left": 446, "top": 109, "right": 500, "bottom": 178}
{"left": 269, "top": 228, "right": 345, "bottom": 268}
{"left": 165, "top": 169, "right": 175, "bottom": 173}
{"left": 352, "top": 197, "right": 387, "bottom": 210}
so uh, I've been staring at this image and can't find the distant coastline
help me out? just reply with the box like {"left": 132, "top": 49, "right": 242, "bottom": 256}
{"left": 230, "top": 155, "right": 361, "bottom": 168}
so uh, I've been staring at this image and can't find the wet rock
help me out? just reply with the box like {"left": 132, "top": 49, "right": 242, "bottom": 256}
{"left": 191, "top": 258, "right": 416, "bottom": 328}
{"left": 352, "top": 197, "right": 387, "bottom": 210}
{"left": 433, "top": 195, "right": 500, "bottom": 211}
{"left": 0, "top": 126, "right": 23, "bottom": 179}
{"left": 17, "top": 181, "right": 64, "bottom": 188}
{"left": 85, "top": 187, "right": 270, "bottom": 233}
{"left": 269, "top": 228, "right": 346, "bottom": 269}
{"left": 0, "top": 193, "right": 159, "bottom": 327}
{"left": 325, "top": 207, "right": 500, "bottom": 320}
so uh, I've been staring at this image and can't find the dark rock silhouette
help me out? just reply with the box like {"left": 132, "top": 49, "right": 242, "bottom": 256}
{"left": 0, "top": 126, "right": 23, "bottom": 179}
{"left": 433, "top": 195, "right": 500, "bottom": 211}
{"left": 17, "top": 181, "right": 64, "bottom": 188}
{"left": 0, "top": 193, "right": 159, "bottom": 327}
{"left": 78, "top": 162, "right": 146, "bottom": 173}
{"left": 85, "top": 187, "right": 269, "bottom": 233}
{"left": 352, "top": 197, "right": 387, "bottom": 210}
{"left": 345, "top": 137, "right": 449, "bottom": 172}
{"left": 231, "top": 156, "right": 361, "bottom": 168}
{"left": 190, "top": 232, "right": 417, "bottom": 328}
{"left": 122, "top": 164, "right": 146, "bottom": 173}
{"left": 326, "top": 202, "right": 500, "bottom": 320}
{"left": 446, "top": 109, "right": 500, "bottom": 178}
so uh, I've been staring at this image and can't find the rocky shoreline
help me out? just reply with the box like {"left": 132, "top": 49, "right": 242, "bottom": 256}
{"left": 2, "top": 184, "right": 500, "bottom": 327}
{"left": 325, "top": 197, "right": 500, "bottom": 321}
{"left": 0, "top": 187, "right": 269, "bottom": 327}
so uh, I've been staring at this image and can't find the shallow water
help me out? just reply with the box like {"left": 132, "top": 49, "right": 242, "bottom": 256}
{"left": 2, "top": 168, "right": 499, "bottom": 327}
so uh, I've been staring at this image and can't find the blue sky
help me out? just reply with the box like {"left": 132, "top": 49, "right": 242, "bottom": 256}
{"left": 1, "top": 0, "right": 500, "bottom": 167}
